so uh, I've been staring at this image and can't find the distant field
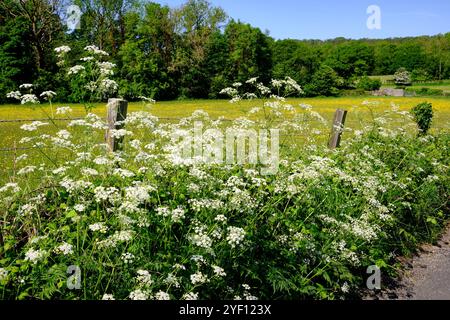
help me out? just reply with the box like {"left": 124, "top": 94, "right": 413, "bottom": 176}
{"left": 376, "top": 78, "right": 450, "bottom": 93}
{"left": 1, "top": 96, "right": 450, "bottom": 145}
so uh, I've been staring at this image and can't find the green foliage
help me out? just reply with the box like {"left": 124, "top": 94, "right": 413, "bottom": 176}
{"left": 356, "top": 76, "right": 382, "bottom": 91}
{"left": 0, "top": 15, "right": 36, "bottom": 104}
{"left": 304, "top": 65, "right": 341, "bottom": 96}
{"left": 325, "top": 42, "right": 375, "bottom": 79}
{"left": 0, "top": 1, "right": 449, "bottom": 101}
{"left": 223, "top": 20, "right": 273, "bottom": 85}
{"left": 408, "top": 87, "right": 445, "bottom": 96}
{"left": 411, "top": 102, "right": 434, "bottom": 135}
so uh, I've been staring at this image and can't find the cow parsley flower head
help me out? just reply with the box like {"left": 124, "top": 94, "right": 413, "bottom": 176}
{"left": 54, "top": 243, "right": 74, "bottom": 255}
{"left": 154, "top": 291, "right": 170, "bottom": 300}
{"left": 226, "top": 227, "right": 246, "bottom": 248}
{"left": 0, "top": 183, "right": 20, "bottom": 193}
{"left": 20, "top": 121, "right": 48, "bottom": 132}
{"left": 68, "top": 65, "right": 85, "bottom": 75}
{"left": 129, "top": 289, "right": 148, "bottom": 300}
{"left": 121, "top": 252, "right": 135, "bottom": 264}
{"left": 89, "top": 222, "right": 108, "bottom": 233}
{"left": 56, "top": 106, "right": 73, "bottom": 115}
{"left": 21, "top": 94, "right": 40, "bottom": 105}
{"left": 182, "top": 292, "right": 199, "bottom": 300}
{"left": 212, "top": 265, "right": 226, "bottom": 277}
{"left": 84, "top": 45, "right": 109, "bottom": 56}
{"left": 19, "top": 83, "right": 33, "bottom": 90}
{"left": 40, "top": 91, "right": 57, "bottom": 100}
{"left": 102, "top": 294, "right": 115, "bottom": 300}
{"left": 24, "top": 248, "right": 46, "bottom": 264}
{"left": 54, "top": 46, "right": 71, "bottom": 54}
{"left": 6, "top": 91, "right": 21, "bottom": 100}
{"left": 190, "top": 272, "right": 209, "bottom": 285}
{"left": 136, "top": 270, "right": 153, "bottom": 287}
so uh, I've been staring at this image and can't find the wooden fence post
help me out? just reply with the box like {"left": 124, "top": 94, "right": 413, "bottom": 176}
{"left": 328, "top": 109, "right": 348, "bottom": 149}
{"left": 106, "top": 98, "right": 128, "bottom": 152}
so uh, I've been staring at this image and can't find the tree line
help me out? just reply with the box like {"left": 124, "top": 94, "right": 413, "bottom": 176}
{"left": 1, "top": 0, "right": 449, "bottom": 103}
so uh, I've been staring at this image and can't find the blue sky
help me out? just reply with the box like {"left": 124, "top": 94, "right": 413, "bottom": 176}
{"left": 154, "top": 0, "right": 450, "bottom": 40}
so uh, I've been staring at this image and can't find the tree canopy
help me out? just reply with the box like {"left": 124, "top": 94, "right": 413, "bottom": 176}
{"left": 0, "top": 0, "right": 449, "bottom": 102}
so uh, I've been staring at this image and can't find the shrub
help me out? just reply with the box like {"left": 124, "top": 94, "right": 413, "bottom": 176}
{"left": 412, "top": 87, "right": 444, "bottom": 96}
{"left": 411, "top": 69, "right": 431, "bottom": 82}
{"left": 411, "top": 102, "right": 433, "bottom": 135}
{"left": 356, "top": 76, "right": 382, "bottom": 91}
{"left": 304, "top": 65, "right": 341, "bottom": 97}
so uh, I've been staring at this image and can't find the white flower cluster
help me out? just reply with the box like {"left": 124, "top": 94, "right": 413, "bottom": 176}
{"left": 212, "top": 265, "right": 226, "bottom": 277}
{"left": 20, "top": 121, "right": 48, "bottom": 132}
{"left": 136, "top": 270, "right": 153, "bottom": 287}
{"left": 54, "top": 242, "right": 74, "bottom": 255}
{"left": 84, "top": 45, "right": 109, "bottom": 56}
{"left": 156, "top": 206, "right": 186, "bottom": 223}
{"left": 226, "top": 227, "right": 246, "bottom": 248}
{"left": 121, "top": 252, "right": 135, "bottom": 264}
{"left": 24, "top": 248, "right": 46, "bottom": 264}
{"left": 97, "top": 230, "right": 134, "bottom": 248}
{"left": 99, "top": 79, "right": 119, "bottom": 95}
{"left": 68, "top": 65, "right": 85, "bottom": 75}
{"left": 97, "top": 62, "right": 116, "bottom": 76}
{"left": 190, "top": 272, "right": 209, "bottom": 285}
{"left": 129, "top": 289, "right": 148, "bottom": 300}
{"left": 89, "top": 222, "right": 108, "bottom": 233}
{"left": 0, "top": 183, "right": 20, "bottom": 193}
{"left": 20, "top": 94, "right": 40, "bottom": 105}
{"left": 40, "top": 91, "right": 57, "bottom": 100}
{"left": 56, "top": 106, "right": 73, "bottom": 115}
{"left": 6, "top": 91, "right": 21, "bottom": 100}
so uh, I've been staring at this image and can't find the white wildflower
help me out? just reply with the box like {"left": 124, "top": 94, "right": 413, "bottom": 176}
{"left": 212, "top": 266, "right": 226, "bottom": 277}
{"left": 20, "top": 121, "right": 48, "bottom": 132}
{"left": 154, "top": 291, "right": 170, "bottom": 300}
{"left": 182, "top": 292, "right": 199, "bottom": 300}
{"left": 68, "top": 65, "right": 85, "bottom": 75}
{"left": 6, "top": 91, "right": 21, "bottom": 100}
{"left": 88, "top": 222, "right": 108, "bottom": 233}
{"left": 129, "top": 289, "right": 148, "bottom": 300}
{"left": 54, "top": 242, "right": 74, "bottom": 255}
{"left": 24, "top": 248, "right": 46, "bottom": 264}
{"left": 226, "top": 227, "right": 246, "bottom": 248}
{"left": 136, "top": 270, "right": 153, "bottom": 287}
{"left": 21, "top": 94, "right": 40, "bottom": 104}
{"left": 121, "top": 252, "right": 135, "bottom": 264}
{"left": 190, "top": 272, "right": 209, "bottom": 285}
{"left": 0, "top": 183, "right": 20, "bottom": 193}
{"left": 19, "top": 83, "right": 33, "bottom": 90}
{"left": 40, "top": 91, "right": 57, "bottom": 100}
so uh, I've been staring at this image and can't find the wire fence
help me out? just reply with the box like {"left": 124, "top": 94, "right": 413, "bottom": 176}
{"left": 0, "top": 114, "right": 329, "bottom": 153}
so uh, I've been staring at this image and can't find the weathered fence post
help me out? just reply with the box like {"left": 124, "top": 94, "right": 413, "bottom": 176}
{"left": 106, "top": 98, "right": 128, "bottom": 152}
{"left": 328, "top": 109, "right": 348, "bottom": 149}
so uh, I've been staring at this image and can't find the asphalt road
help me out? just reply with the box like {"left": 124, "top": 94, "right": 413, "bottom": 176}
{"left": 403, "top": 227, "right": 450, "bottom": 300}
